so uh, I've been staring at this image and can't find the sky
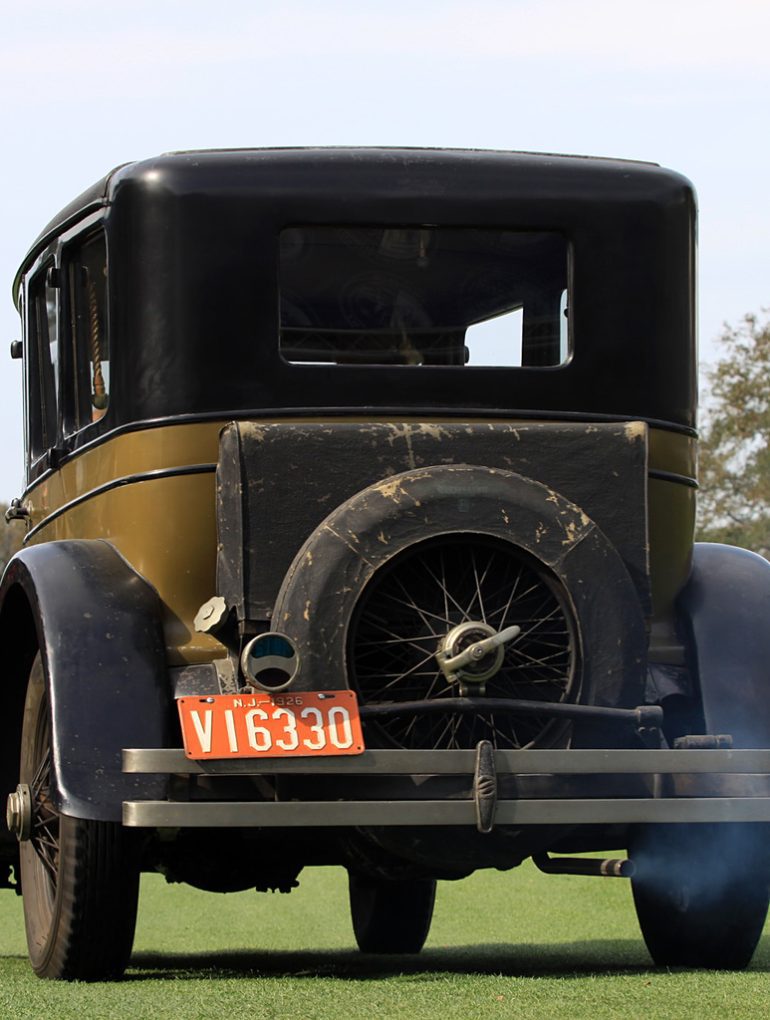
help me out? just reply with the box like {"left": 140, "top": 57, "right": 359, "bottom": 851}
{"left": 1, "top": 0, "right": 768, "bottom": 500}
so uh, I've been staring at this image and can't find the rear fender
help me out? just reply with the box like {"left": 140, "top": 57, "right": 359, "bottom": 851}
{"left": 678, "top": 542, "right": 770, "bottom": 747}
{"left": 0, "top": 539, "right": 170, "bottom": 822}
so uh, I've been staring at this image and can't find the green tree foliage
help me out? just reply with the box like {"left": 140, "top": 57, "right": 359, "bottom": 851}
{"left": 697, "top": 311, "right": 770, "bottom": 556}
{"left": 0, "top": 504, "right": 25, "bottom": 575}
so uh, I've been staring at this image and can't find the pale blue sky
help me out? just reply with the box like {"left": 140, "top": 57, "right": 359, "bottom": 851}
{"left": 1, "top": 0, "right": 768, "bottom": 498}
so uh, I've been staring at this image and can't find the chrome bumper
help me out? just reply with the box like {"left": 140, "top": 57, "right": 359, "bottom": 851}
{"left": 122, "top": 746, "right": 770, "bottom": 828}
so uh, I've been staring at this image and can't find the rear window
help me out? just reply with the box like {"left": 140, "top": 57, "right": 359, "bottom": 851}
{"left": 279, "top": 226, "right": 569, "bottom": 368}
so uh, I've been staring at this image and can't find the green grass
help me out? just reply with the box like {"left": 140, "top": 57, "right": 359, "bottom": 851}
{"left": 1, "top": 862, "right": 769, "bottom": 1019}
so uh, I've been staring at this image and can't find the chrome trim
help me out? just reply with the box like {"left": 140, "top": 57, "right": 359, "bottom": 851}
{"left": 123, "top": 797, "right": 770, "bottom": 828}
{"left": 122, "top": 746, "right": 770, "bottom": 776}
{"left": 22, "top": 410, "right": 698, "bottom": 493}
{"left": 648, "top": 468, "right": 698, "bottom": 489}
{"left": 24, "top": 463, "right": 217, "bottom": 541}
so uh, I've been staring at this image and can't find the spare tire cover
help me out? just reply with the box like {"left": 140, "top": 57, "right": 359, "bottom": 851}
{"left": 273, "top": 464, "right": 646, "bottom": 711}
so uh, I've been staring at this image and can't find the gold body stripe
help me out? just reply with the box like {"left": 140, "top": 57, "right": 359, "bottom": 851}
{"left": 23, "top": 420, "right": 696, "bottom": 664}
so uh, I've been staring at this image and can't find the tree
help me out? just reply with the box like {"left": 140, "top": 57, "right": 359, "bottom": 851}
{"left": 697, "top": 311, "right": 770, "bottom": 556}
{"left": 0, "top": 504, "right": 25, "bottom": 575}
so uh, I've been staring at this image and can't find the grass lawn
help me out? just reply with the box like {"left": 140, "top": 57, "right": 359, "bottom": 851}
{"left": 1, "top": 860, "right": 769, "bottom": 1020}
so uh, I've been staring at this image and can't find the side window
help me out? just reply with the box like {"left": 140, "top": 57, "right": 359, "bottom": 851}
{"left": 64, "top": 231, "right": 109, "bottom": 433}
{"left": 26, "top": 261, "right": 60, "bottom": 465}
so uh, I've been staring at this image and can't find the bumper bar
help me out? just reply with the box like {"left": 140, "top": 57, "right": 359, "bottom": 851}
{"left": 122, "top": 746, "right": 770, "bottom": 829}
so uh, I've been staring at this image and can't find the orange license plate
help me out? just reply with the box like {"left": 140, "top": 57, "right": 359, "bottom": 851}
{"left": 177, "top": 690, "right": 365, "bottom": 760}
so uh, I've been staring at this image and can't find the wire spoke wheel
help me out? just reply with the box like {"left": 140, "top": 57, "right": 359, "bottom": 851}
{"left": 349, "top": 534, "right": 577, "bottom": 749}
{"left": 28, "top": 738, "right": 59, "bottom": 885}
{"left": 18, "top": 653, "right": 140, "bottom": 981}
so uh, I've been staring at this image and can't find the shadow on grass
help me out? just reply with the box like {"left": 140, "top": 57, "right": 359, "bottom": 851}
{"left": 124, "top": 935, "right": 770, "bottom": 981}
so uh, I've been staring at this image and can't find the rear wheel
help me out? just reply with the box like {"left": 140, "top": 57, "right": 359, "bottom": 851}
{"left": 18, "top": 654, "right": 140, "bottom": 980}
{"left": 631, "top": 823, "right": 770, "bottom": 969}
{"left": 349, "top": 872, "right": 436, "bottom": 953}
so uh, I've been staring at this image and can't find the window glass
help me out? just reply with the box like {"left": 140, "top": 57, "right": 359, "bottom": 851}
{"left": 27, "top": 261, "right": 59, "bottom": 462}
{"left": 46, "top": 274, "right": 59, "bottom": 402}
{"left": 65, "top": 231, "right": 109, "bottom": 432}
{"left": 279, "top": 227, "right": 569, "bottom": 368}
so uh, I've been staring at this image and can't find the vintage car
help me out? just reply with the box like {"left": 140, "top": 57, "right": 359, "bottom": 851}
{"left": 3, "top": 147, "right": 770, "bottom": 980}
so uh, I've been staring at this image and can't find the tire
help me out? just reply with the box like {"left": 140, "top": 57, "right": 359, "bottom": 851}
{"left": 631, "top": 823, "right": 770, "bottom": 969}
{"left": 349, "top": 872, "right": 436, "bottom": 953}
{"left": 275, "top": 465, "right": 648, "bottom": 723}
{"left": 19, "top": 654, "right": 140, "bottom": 980}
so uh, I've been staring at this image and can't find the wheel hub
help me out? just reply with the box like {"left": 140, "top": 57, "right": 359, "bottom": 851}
{"left": 436, "top": 621, "right": 518, "bottom": 695}
{"left": 6, "top": 783, "right": 32, "bottom": 842}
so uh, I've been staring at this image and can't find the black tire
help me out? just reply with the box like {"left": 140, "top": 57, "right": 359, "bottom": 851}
{"left": 19, "top": 654, "right": 140, "bottom": 980}
{"left": 631, "top": 823, "right": 770, "bottom": 969}
{"left": 275, "top": 465, "right": 648, "bottom": 716}
{"left": 349, "top": 872, "right": 436, "bottom": 953}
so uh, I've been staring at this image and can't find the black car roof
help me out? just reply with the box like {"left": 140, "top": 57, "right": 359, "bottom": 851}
{"left": 15, "top": 148, "right": 697, "bottom": 436}
{"left": 16, "top": 147, "right": 676, "bottom": 286}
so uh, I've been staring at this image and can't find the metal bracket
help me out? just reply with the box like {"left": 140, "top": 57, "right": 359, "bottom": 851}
{"left": 214, "top": 657, "right": 239, "bottom": 694}
{"left": 473, "top": 740, "right": 497, "bottom": 834}
{"left": 674, "top": 734, "right": 733, "bottom": 750}
{"left": 4, "top": 498, "right": 29, "bottom": 523}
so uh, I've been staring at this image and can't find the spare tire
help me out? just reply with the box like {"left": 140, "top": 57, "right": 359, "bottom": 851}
{"left": 273, "top": 464, "right": 646, "bottom": 750}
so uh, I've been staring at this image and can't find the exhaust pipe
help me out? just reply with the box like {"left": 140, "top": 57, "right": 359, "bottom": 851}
{"left": 533, "top": 852, "right": 635, "bottom": 878}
